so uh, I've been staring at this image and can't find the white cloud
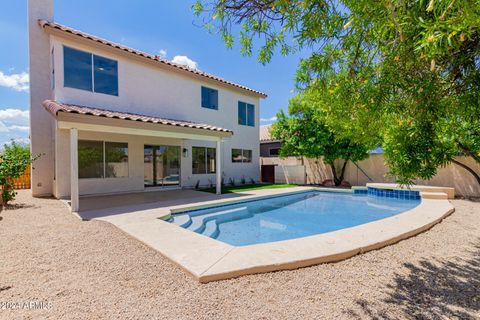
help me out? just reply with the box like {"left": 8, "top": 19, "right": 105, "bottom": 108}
{"left": 0, "top": 108, "right": 29, "bottom": 122}
{"left": 260, "top": 116, "right": 277, "bottom": 123}
{"left": 0, "top": 122, "right": 9, "bottom": 133}
{"left": 158, "top": 49, "right": 167, "bottom": 58}
{"left": 7, "top": 125, "right": 29, "bottom": 132}
{"left": 0, "top": 108, "right": 30, "bottom": 134}
{"left": 0, "top": 71, "right": 29, "bottom": 92}
{"left": 172, "top": 55, "right": 198, "bottom": 70}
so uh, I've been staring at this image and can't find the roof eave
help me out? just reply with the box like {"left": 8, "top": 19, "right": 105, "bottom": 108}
{"left": 38, "top": 20, "right": 267, "bottom": 99}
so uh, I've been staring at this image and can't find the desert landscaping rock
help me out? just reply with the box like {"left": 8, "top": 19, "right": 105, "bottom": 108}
{"left": 0, "top": 190, "right": 478, "bottom": 319}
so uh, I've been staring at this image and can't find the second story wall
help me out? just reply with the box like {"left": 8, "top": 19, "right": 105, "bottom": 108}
{"left": 50, "top": 35, "right": 261, "bottom": 143}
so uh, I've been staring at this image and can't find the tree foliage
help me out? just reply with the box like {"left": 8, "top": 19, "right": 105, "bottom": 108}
{"left": 0, "top": 142, "right": 40, "bottom": 204}
{"left": 271, "top": 92, "right": 374, "bottom": 185}
{"left": 195, "top": 0, "right": 480, "bottom": 184}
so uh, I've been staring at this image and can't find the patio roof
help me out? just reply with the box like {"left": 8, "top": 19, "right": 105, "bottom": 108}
{"left": 43, "top": 100, "right": 234, "bottom": 134}
{"left": 39, "top": 20, "right": 267, "bottom": 98}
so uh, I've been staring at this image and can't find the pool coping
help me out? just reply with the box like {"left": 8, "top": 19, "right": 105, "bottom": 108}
{"left": 90, "top": 186, "right": 454, "bottom": 283}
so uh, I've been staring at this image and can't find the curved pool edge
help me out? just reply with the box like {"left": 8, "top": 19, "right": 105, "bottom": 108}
{"left": 197, "top": 198, "right": 454, "bottom": 282}
{"left": 109, "top": 186, "right": 454, "bottom": 283}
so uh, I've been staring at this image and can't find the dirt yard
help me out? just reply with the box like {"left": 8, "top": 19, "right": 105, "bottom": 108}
{"left": 1, "top": 190, "right": 479, "bottom": 319}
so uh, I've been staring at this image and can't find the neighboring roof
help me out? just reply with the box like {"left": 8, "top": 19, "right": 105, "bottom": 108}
{"left": 43, "top": 100, "right": 233, "bottom": 134}
{"left": 369, "top": 147, "right": 384, "bottom": 154}
{"left": 39, "top": 20, "right": 267, "bottom": 98}
{"left": 260, "top": 124, "right": 279, "bottom": 142}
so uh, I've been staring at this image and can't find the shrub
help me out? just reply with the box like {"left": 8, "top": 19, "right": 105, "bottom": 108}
{"left": 0, "top": 142, "right": 40, "bottom": 204}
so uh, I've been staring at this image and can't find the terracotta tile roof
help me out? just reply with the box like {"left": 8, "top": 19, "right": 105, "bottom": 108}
{"left": 260, "top": 124, "right": 277, "bottom": 142}
{"left": 39, "top": 20, "right": 267, "bottom": 98}
{"left": 43, "top": 100, "right": 233, "bottom": 134}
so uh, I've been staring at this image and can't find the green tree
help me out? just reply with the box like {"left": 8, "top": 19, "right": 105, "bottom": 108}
{"left": 0, "top": 141, "right": 40, "bottom": 204}
{"left": 195, "top": 0, "right": 480, "bottom": 185}
{"left": 271, "top": 93, "right": 375, "bottom": 186}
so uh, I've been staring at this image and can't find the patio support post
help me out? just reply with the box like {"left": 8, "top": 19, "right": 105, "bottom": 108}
{"left": 70, "top": 128, "right": 79, "bottom": 212}
{"left": 216, "top": 139, "right": 222, "bottom": 195}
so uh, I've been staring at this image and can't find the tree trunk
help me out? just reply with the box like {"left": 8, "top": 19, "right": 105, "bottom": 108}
{"left": 330, "top": 160, "right": 349, "bottom": 186}
{"left": 456, "top": 141, "right": 480, "bottom": 164}
{"left": 330, "top": 163, "right": 340, "bottom": 186}
{"left": 338, "top": 160, "right": 348, "bottom": 185}
{"left": 451, "top": 159, "right": 480, "bottom": 186}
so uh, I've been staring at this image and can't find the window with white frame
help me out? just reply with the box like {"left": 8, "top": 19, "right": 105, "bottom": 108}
{"left": 64, "top": 46, "right": 118, "bottom": 96}
{"left": 232, "top": 148, "right": 252, "bottom": 163}
{"left": 192, "top": 147, "right": 216, "bottom": 174}
{"left": 78, "top": 140, "right": 128, "bottom": 178}
{"left": 238, "top": 101, "right": 255, "bottom": 126}
{"left": 201, "top": 86, "right": 218, "bottom": 110}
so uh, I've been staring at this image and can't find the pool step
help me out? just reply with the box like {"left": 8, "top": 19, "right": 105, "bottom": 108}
{"left": 189, "top": 207, "right": 248, "bottom": 233}
{"left": 203, "top": 220, "right": 220, "bottom": 238}
{"left": 172, "top": 215, "right": 192, "bottom": 228}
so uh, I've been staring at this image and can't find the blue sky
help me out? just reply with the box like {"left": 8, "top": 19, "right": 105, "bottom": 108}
{"left": 0, "top": 1, "right": 306, "bottom": 146}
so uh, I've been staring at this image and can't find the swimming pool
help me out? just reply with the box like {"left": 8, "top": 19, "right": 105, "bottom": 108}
{"left": 169, "top": 191, "right": 420, "bottom": 246}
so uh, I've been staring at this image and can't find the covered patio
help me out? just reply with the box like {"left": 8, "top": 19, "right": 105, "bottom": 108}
{"left": 43, "top": 100, "right": 233, "bottom": 212}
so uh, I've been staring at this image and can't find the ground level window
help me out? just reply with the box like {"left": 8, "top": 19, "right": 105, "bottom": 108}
{"left": 105, "top": 142, "right": 128, "bottom": 178}
{"left": 192, "top": 147, "right": 216, "bottom": 174}
{"left": 78, "top": 140, "right": 128, "bottom": 179}
{"left": 232, "top": 148, "right": 252, "bottom": 163}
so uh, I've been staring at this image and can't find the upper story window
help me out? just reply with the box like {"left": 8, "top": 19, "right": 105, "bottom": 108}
{"left": 269, "top": 148, "right": 280, "bottom": 156}
{"left": 51, "top": 48, "right": 55, "bottom": 90}
{"left": 201, "top": 86, "right": 218, "bottom": 110}
{"left": 63, "top": 46, "right": 118, "bottom": 96}
{"left": 238, "top": 101, "right": 255, "bottom": 127}
{"left": 94, "top": 55, "right": 118, "bottom": 95}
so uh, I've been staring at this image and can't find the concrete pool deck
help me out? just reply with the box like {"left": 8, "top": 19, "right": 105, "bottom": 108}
{"left": 78, "top": 186, "right": 454, "bottom": 283}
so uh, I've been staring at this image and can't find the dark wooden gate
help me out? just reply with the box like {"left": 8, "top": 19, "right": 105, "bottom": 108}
{"left": 261, "top": 165, "right": 275, "bottom": 183}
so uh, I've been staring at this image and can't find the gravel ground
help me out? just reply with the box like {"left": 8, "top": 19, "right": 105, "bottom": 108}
{"left": 1, "top": 190, "right": 479, "bottom": 320}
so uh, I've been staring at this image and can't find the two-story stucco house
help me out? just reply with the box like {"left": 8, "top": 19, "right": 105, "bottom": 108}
{"left": 28, "top": 0, "right": 266, "bottom": 212}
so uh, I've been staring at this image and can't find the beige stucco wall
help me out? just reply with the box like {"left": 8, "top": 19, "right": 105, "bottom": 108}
{"left": 55, "top": 129, "right": 259, "bottom": 198}
{"left": 343, "top": 155, "right": 480, "bottom": 197}
{"left": 28, "top": 0, "right": 55, "bottom": 196}
{"left": 274, "top": 165, "right": 306, "bottom": 185}
{"left": 31, "top": 10, "right": 262, "bottom": 197}
{"left": 261, "top": 155, "right": 480, "bottom": 197}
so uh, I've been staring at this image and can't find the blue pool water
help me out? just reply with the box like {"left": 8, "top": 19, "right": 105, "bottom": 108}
{"left": 169, "top": 191, "right": 420, "bottom": 246}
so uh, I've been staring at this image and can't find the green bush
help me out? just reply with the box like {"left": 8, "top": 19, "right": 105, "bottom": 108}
{"left": 0, "top": 142, "right": 40, "bottom": 204}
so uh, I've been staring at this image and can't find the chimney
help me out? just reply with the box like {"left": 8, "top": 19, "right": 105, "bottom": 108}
{"left": 28, "top": 0, "right": 54, "bottom": 196}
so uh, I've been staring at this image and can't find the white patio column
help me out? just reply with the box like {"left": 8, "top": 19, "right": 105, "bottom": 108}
{"left": 70, "top": 128, "right": 79, "bottom": 212}
{"left": 216, "top": 139, "right": 222, "bottom": 195}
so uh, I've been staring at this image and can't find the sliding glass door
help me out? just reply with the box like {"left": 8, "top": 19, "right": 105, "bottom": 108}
{"left": 144, "top": 145, "right": 180, "bottom": 187}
